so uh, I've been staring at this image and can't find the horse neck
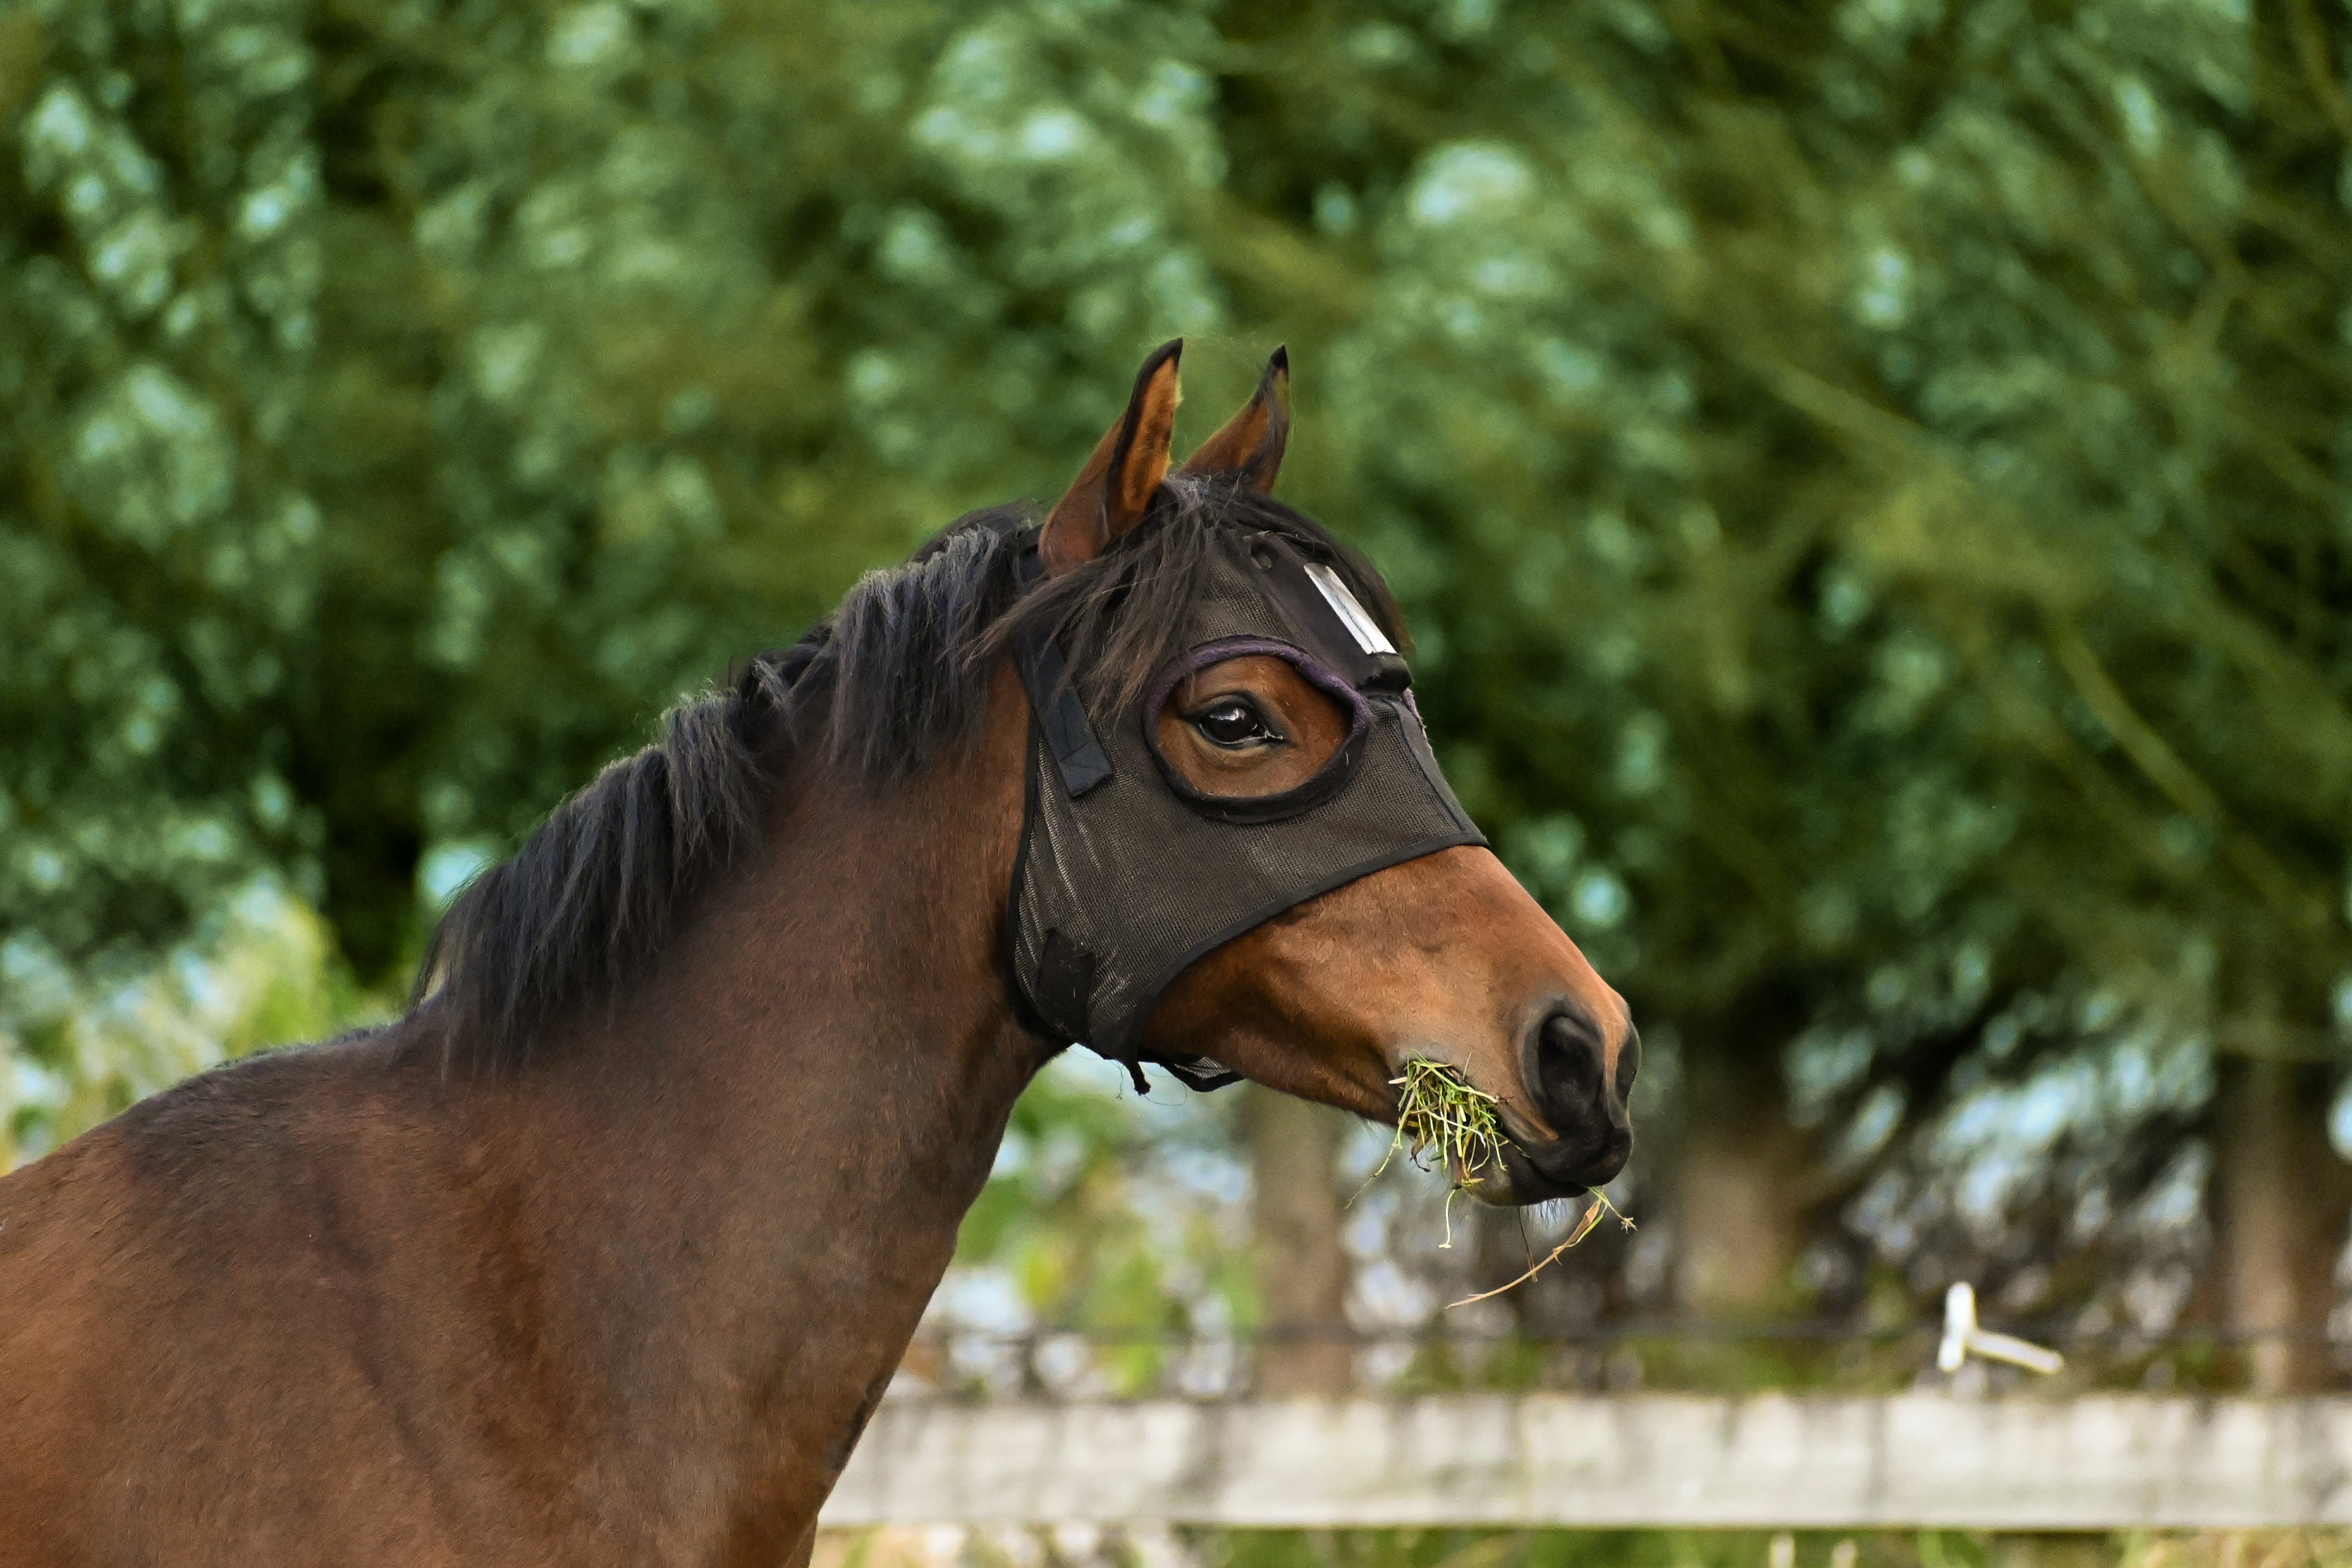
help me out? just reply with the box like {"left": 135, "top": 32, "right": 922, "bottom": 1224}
{"left": 450, "top": 663, "right": 1044, "bottom": 1503}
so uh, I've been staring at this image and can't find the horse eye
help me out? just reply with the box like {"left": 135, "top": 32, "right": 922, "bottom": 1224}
{"left": 1194, "top": 698, "right": 1278, "bottom": 749}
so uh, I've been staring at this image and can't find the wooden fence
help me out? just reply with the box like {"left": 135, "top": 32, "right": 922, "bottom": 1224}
{"left": 821, "top": 1395, "right": 2352, "bottom": 1529}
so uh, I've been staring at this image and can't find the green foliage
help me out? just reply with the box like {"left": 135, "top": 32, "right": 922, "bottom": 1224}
{"left": 2, "top": 0, "right": 324, "bottom": 968}
{"left": 1, "top": 876, "right": 389, "bottom": 1162}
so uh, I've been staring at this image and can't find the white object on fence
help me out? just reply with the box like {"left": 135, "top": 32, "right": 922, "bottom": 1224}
{"left": 1937, "top": 1283, "right": 2065, "bottom": 1377}
{"left": 821, "top": 1394, "right": 2352, "bottom": 1529}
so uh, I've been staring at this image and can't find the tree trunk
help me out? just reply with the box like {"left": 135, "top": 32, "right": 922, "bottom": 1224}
{"left": 2212, "top": 1047, "right": 2350, "bottom": 1395}
{"left": 1675, "top": 1018, "right": 1809, "bottom": 1319}
{"left": 1247, "top": 1087, "right": 1354, "bottom": 1396}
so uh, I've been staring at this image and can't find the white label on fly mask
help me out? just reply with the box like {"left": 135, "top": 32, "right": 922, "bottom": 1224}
{"left": 1304, "top": 562, "right": 1396, "bottom": 657}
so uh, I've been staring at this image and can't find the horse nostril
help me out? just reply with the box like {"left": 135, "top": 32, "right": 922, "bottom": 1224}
{"left": 1616, "top": 1024, "right": 1642, "bottom": 1101}
{"left": 1532, "top": 1009, "right": 1605, "bottom": 1126}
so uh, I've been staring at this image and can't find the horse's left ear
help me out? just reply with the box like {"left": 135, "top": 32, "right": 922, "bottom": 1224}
{"left": 1041, "top": 339, "right": 1183, "bottom": 575}
{"left": 1179, "top": 345, "right": 1289, "bottom": 493}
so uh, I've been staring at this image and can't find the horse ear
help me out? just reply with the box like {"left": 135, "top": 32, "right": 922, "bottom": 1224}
{"left": 1040, "top": 339, "right": 1183, "bottom": 575}
{"left": 1179, "top": 345, "right": 1289, "bottom": 493}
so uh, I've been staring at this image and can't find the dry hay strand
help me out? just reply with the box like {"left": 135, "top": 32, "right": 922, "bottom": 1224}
{"left": 1446, "top": 1188, "right": 1634, "bottom": 1309}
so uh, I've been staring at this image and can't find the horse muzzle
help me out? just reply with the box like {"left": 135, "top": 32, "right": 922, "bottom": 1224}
{"left": 1475, "top": 1010, "right": 1638, "bottom": 1206}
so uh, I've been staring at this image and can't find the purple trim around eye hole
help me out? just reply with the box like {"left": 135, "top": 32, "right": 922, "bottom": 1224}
{"left": 1142, "top": 636, "right": 1375, "bottom": 744}
{"left": 1140, "top": 636, "right": 1378, "bottom": 824}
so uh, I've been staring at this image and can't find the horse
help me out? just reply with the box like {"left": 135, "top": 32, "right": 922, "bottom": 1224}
{"left": 0, "top": 341, "right": 1637, "bottom": 1566}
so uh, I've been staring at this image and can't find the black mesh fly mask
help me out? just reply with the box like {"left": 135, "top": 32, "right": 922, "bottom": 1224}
{"left": 1006, "top": 518, "right": 1486, "bottom": 1091}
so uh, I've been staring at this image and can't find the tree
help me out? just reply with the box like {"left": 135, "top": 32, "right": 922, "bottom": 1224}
{"left": 1246, "top": 1087, "right": 1355, "bottom": 1395}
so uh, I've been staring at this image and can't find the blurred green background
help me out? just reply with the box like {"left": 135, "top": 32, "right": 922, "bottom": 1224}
{"left": 6, "top": 0, "right": 2352, "bottom": 1436}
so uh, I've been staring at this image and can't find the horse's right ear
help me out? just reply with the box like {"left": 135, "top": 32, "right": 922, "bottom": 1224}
{"left": 1040, "top": 339, "right": 1183, "bottom": 575}
{"left": 1179, "top": 345, "right": 1289, "bottom": 493}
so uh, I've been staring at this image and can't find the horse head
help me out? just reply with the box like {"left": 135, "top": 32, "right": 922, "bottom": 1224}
{"left": 1011, "top": 341, "right": 1636, "bottom": 1204}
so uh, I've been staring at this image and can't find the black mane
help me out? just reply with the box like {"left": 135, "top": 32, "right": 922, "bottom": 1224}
{"left": 413, "top": 481, "right": 1403, "bottom": 1070}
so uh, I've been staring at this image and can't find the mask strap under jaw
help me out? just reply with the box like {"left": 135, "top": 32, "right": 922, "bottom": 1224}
{"left": 1152, "top": 1055, "right": 1243, "bottom": 1092}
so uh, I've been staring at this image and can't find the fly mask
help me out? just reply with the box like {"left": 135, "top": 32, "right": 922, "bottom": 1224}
{"left": 1006, "top": 513, "right": 1485, "bottom": 1091}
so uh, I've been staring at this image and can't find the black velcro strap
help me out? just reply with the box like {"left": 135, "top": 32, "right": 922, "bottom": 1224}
{"left": 1016, "top": 628, "right": 1113, "bottom": 796}
{"left": 1012, "top": 536, "right": 1113, "bottom": 797}
{"left": 1152, "top": 1055, "right": 1245, "bottom": 1092}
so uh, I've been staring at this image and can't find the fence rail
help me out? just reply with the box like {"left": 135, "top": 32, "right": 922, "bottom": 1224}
{"left": 822, "top": 1395, "right": 2352, "bottom": 1529}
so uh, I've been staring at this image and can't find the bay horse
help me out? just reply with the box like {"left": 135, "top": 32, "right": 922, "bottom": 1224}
{"left": 0, "top": 342, "right": 1636, "bottom": 1566}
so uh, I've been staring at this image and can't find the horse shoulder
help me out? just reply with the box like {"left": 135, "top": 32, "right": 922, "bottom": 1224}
{"left": 0, "top": 1029, "right": 538, "bottom": 1564}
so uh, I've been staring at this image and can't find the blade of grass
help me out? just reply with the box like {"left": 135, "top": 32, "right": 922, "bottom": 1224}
{"left": 1376, "top": 1058, "right": 1505, "bottom": 1186}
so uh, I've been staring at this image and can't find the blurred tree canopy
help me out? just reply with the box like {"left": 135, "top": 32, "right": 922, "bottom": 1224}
{"left": 5, "top": 0, "right": 2351, "bottom": 1381}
